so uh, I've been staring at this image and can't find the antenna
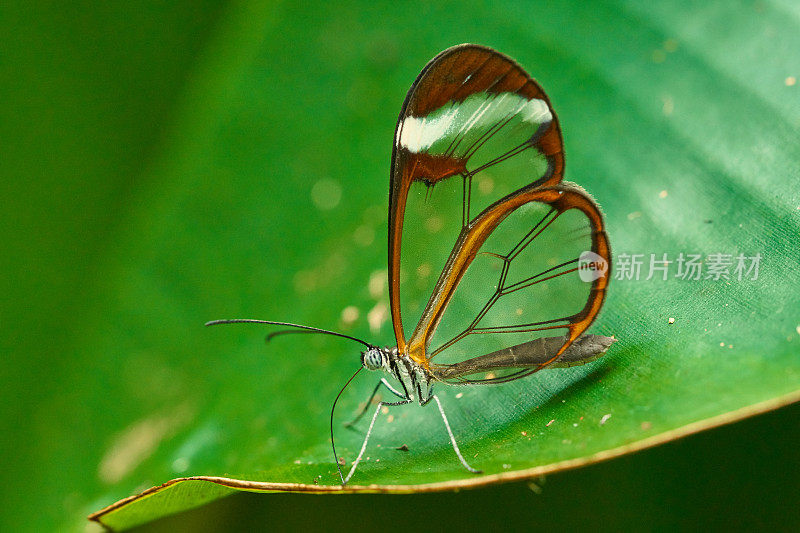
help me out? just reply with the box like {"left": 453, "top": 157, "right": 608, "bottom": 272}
{"left": 205, "top": 319, "right": 374, "bottom": 349}
{"left": 264, "top": 329, "right": 318, "bottom": 342}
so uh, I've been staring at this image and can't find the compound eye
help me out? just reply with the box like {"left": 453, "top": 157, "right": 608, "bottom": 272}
{"left": 363, "top": 349, "right": 383, "bottom": 370}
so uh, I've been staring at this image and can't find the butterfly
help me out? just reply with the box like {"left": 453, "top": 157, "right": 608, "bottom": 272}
{"left": 208, "top": 44, "right": 613, "bottom": 485}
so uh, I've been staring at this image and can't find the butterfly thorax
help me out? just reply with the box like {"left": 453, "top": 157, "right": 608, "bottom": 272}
{"left": 361, "top": 346, "right": 435, "bottom": 405}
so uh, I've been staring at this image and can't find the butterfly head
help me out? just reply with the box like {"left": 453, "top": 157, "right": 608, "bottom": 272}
{"left": 361, "top": 347, "right": 388, "bottom": 371}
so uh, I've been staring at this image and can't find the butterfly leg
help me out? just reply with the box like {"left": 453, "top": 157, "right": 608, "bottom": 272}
{"left": 343, "top": 397, "right": 411, "bottom": 485}
{"left": 344, "top": 378, "right": 405, "bottom": 428}
{"left": 431, "top": 394, "right": 482, "bottom": 474}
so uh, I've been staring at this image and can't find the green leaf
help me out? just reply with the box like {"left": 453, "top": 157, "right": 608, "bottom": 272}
{"left": 3, "top": 1, "right": 798, "bottom": 531}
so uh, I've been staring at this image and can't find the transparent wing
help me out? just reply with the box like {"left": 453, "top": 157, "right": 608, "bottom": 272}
{"left": 388, "top": 45, "right": 565, "bottom": 356}
{"left": 422, "top": 185, "right": 611, "bottom": 384}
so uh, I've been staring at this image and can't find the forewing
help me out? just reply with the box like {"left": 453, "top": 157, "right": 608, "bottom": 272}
{"left": 388, "top": 45, "right": 565, "bottom": 353}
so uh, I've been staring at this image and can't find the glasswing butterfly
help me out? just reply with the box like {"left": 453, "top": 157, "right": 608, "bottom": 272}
{"left": 208, "top": 44, "right": 613, "bottom": 485}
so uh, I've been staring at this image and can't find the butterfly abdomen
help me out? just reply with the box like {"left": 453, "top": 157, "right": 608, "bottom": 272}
{"left": 434, "top": 334, "right": 615, "bottom": 380}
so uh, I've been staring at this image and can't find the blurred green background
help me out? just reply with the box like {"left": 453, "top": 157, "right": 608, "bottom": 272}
{"left": 2, "top": 1, "right": 799, "bottom": 531}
